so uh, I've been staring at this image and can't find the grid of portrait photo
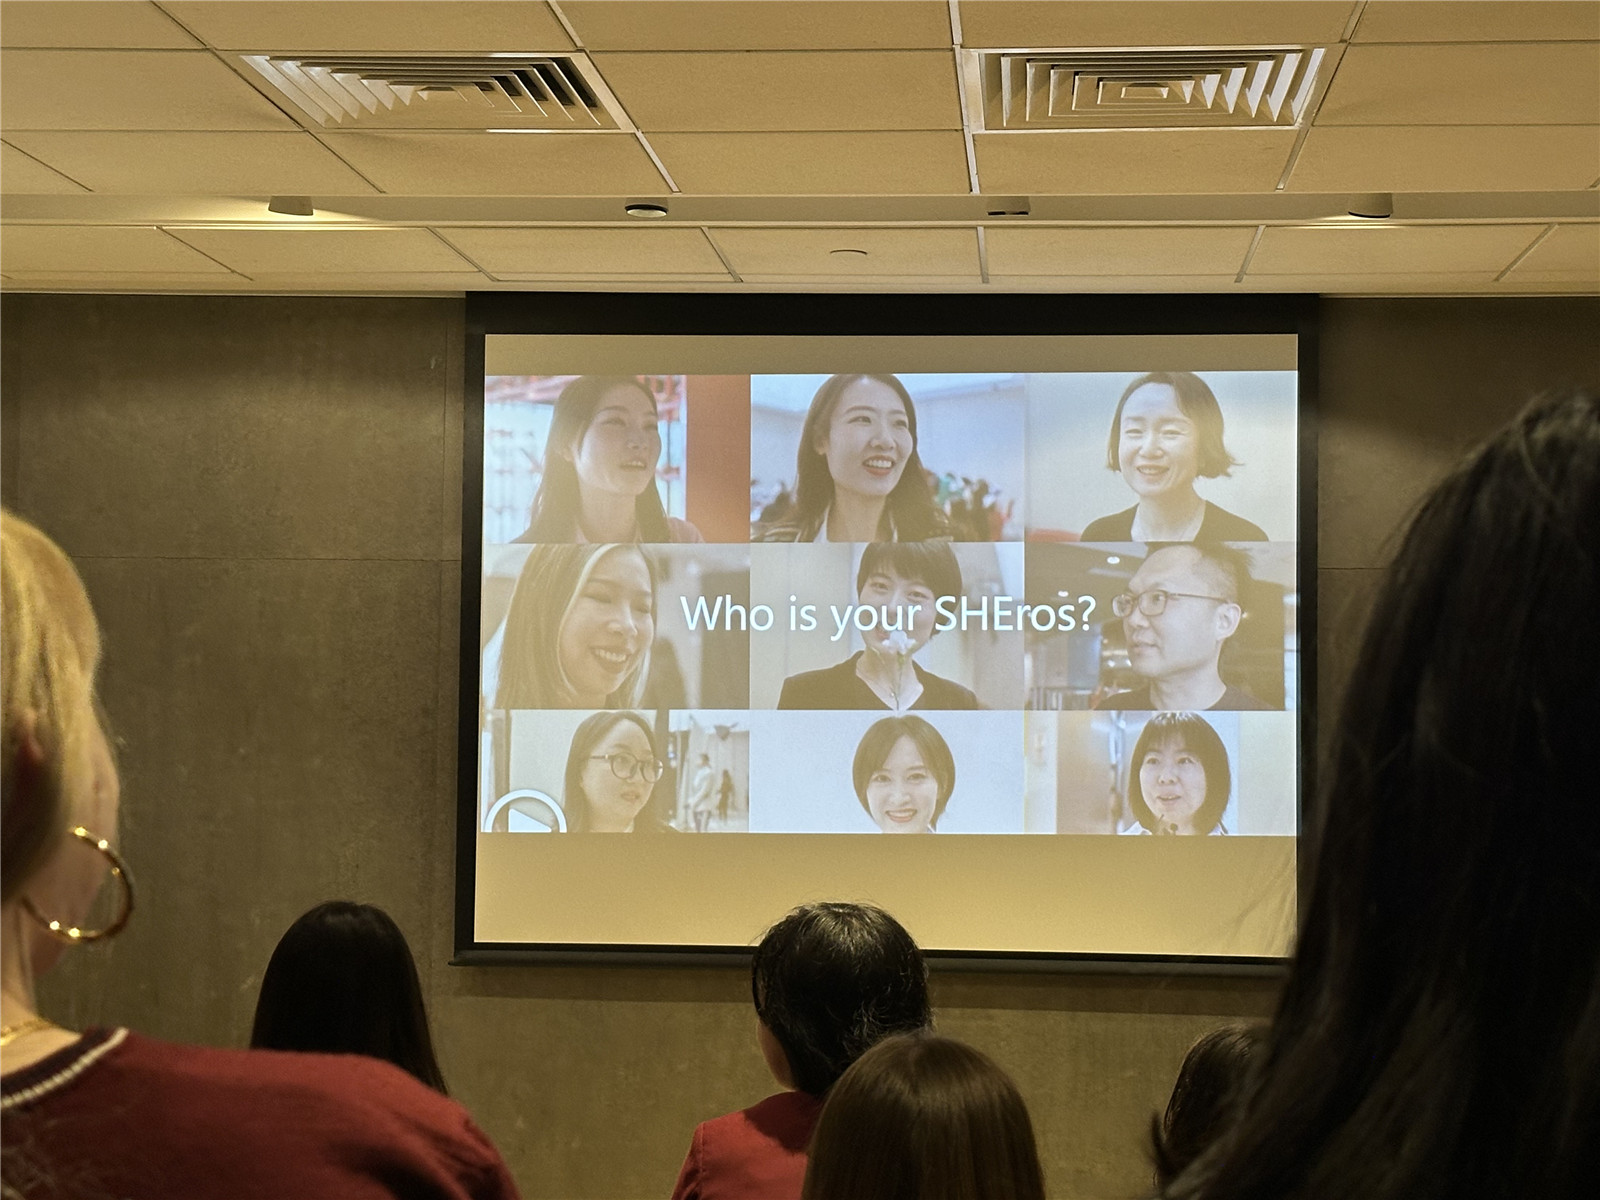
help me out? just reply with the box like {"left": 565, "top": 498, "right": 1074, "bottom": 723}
{"left": 477, "top": 370, "right": 1300, "bottom": 837}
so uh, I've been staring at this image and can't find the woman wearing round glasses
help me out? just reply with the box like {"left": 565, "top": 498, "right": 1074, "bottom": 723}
{"left": 561, "top": 710, "right": 672, "bottom": 833}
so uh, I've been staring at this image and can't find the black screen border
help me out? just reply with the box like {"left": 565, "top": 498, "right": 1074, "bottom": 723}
{"left": 455, "top": 291, "right": 1319, "bottom": 975}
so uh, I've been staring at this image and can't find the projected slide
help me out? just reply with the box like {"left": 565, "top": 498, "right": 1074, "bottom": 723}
{"left": 469, "top": 335, "right": 1303, "bottom": 957}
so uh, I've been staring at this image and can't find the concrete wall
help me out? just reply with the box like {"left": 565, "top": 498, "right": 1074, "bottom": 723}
{"left": 4, "top": 292, "right": 1596, "bottom": 1200}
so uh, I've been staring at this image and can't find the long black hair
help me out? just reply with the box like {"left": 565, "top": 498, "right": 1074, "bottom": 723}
{"left": 750, "top": 902, "right": 931, "bottom": 1096}
{"left": 521, "top": 375, "right": 671, "bottom": 542}
{"left": 789, "top": 374, "right": 947, "bottom": 541}
{"left": 1169, "top": 391, "right": 1600, "bottom": 1200}
{"left": 251, "top": 901, "right": 448, "bottom": 1094}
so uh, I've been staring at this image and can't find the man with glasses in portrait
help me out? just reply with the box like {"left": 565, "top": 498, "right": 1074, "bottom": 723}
{"left": 1097, "top": 544, "right": 1271, "bottom": 711}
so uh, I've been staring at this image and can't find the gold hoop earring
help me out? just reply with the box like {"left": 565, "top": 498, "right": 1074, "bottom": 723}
{"left": 21, "top": 826, "right": 135, "bottom": 944}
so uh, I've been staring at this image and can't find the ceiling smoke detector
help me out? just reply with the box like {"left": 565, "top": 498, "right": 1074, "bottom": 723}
{"left": 240, "top": 53, "right": 629, "bottom": 131}
{"left": 966, "top": 47, "right": 1328, "bottom": 131}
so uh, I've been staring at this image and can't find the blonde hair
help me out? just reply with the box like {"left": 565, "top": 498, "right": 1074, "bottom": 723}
{"left": 1, "top": 510, "right": 102, "bottom": 904}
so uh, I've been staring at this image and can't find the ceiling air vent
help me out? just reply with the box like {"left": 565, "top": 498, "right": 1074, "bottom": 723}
{"left": 240, "top": 54, "right": 629, "bottom": 130}
{"left": 966, "top": 48, "right": 1327, "bottom": 130}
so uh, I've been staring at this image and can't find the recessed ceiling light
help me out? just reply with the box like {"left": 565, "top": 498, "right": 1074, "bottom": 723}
{"left": 624, "top": 202, "right": 669, "bottom": 219}
{"left": 267, "top": 195, "right": 314, "bottom": 217}
{"left": 1347, "top": 192, "right": 1394, "bottom": 219}
{"left": 829, "top": 248, "right": 869, "bottom": 257}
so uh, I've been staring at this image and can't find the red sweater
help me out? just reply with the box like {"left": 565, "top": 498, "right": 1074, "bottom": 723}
{"left": 0, "top": 1028, "right": 519, "bottom": 1199}
{"left": 670, "top": 1090, "right": 824, "bottom": 1200}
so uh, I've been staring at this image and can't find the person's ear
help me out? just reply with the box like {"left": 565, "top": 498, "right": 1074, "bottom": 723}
{"left": 1214, "top": 601, "right": 1242, "bottom": 640}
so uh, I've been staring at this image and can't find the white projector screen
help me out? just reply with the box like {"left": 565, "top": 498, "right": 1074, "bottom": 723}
{"left": 461, "top": 310, "right": 1309, "bottom": 965}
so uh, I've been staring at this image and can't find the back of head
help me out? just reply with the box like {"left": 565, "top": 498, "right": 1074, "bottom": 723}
{"left": 1173, "top": 391, "right": 1600, "bottom": 1200}
{"left": 251, "top": 901, "right": 448, "bottom": 1094}
{"left": 1152, "top": 1025, "right": 1265, "bottom": 1189}
{"left": 801, "top": 1032, "right": 1045, "bottom": 1200}
{"left": 1, "top": 510, "right": 101, "bottom": 904}
{"left": 750, "top": 902, "right": 930, "bottom": 1096}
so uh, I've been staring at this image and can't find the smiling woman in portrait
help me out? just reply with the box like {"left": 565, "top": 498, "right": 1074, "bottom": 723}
{"left": 1122, "top": 712, "right": 1231, "bottom": 836}
{"left": 851, "top": 715, "right": 956, "bottom": 835}
{"left": 755, "top": 374, "right": 949, "bottom": 544}
{"left": 1080, "top": 372, "right": 1267, "bottom": 543}
{"left": 515, "top": 375, "right": 702, "bottom": 545}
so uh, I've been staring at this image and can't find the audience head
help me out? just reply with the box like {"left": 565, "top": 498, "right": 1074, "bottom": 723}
{"left": 524, "top": 375, "right": 670, "bottom": 542}
{"left": 1169, "top": 391, "right": 1600, "bottom": 1200}
{"left": 801, "top": 1032, "right": 1045, "bottom": 1200}
{"left": 495, "top": 542, "right": 655, "bottom": 709}
{"left": 1, "top": 510, "right": 121, "bottom": 973}
{"left": 251, "top": 900, "right": 447, "bottom": 1094}
{"left": 1152, "top": 1025, "right": 1265, "bottom": 1190}
{"left": 1127, "top": 712, "right": 1232, "bottom": 836}
{"left": 750, "top": 902, "right": 930, "bottom": 1096}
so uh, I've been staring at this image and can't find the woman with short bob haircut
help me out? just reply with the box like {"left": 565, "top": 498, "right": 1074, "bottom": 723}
{"left": 251, "top": 901, "right": 448, "bottom": 1094}
{"left": 1125, "top": 712, "right": 1231, "bottom": 836}
{"left": 756, "top": 374, "right": 948, "bottom": 543}
{"left": 0, "top": 511, "right": 517, "bottom": 1197}
{"left": 515, "top": 374, "right": 702, "bottom": 544}
{"left": 494, "top": 542, "right": 655, "bottom": 710}
{"left": 670, "top": 902, "right": 930, "bottom": 1200}
{"left": 801, "top": 1031, "right": 1046, "bottom": 1200}
{"left": 561, "top": 709, "right": 671, "bottom": 833}
{"left": 1080, "top": 370, "right": 1267, "bottom": 543}
{"left": 852, "top": 714, "right": 956, "bottom": 834}
{"left": 1166, "top": 390, "right": 1600, "bottom": 1200}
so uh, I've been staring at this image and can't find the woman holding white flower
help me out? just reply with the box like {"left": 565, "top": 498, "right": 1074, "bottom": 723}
{"left": 777, "top": 543, "right": 978, "bottom": 711}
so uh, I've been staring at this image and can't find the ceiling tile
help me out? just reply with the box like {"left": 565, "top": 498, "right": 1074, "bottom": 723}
{"left": 4, "top": 131, "right": 380, "bottom": 194}
{"left": 314, "top": 132, "right": 667, "bottom": 195}
{"left": 489, "top": 272, "right": 733, "bottom": 283}
{"left": 437, "top": 226, "right": 727, "bottom": 274}
{"left": 205, "top": 272, "right": 489, "bottom": 290}
{"left": 158, "top": 1, "right": 573, "bottom": 52}
{"left": 711, "top": 227, "right": 978, "bottom": 274}
{"left": 985, "top": 274, "right": 1250, "bottom": 291}
{"left": 0, "top": 1, "right": 200, "bottom": 48}
{"left": 164, "top": 228, "right": 473, "bottom": 274}
{"left": 1506, "top": 223, "right": 1600, "bottom": 277}
{"left": 592, "top": 50, "right": 962, "bottom": 132}
{"left": 739, "top": 273, "right": 980, "bottom": 283}
{"left": 564, "top": 1, "right": 953, "bottom": 50}
{"left": 651, "top": 131, "right": 969, "bottom": 194}
{"left": 973, "top": 129, "right": 1296, "bottom": 193}
{"left": 0, "top": 141, "right": 88, "bottom": 192}
{"left": 0, "top": 225, "right": 234, "bottom": 272}
{"left": 1353, "top": 2, "right": 1600, "bottom": 43}
{"left": 958, "top": 1, "right": 1357, "bottom": 48}
{"left": 0, "top": 272, "right": 253, "bottom": 290}
{"left": 1233, "top": 272, "right": 1503, "bottom": 292}
{"left": 0, "top": 49, "right": 295, "bottom": 130}
{"left": 1250, "top": 223, "right": 1544, "bottom": 274}
{"left": 1287, "top": 125, "right": 1600, "bottom": 190}
{"left": 1316, "top": 43, "right": 1600, "bottom": 125}
{"left": 985, "top": 226, "right": 1257, "bottom": 274}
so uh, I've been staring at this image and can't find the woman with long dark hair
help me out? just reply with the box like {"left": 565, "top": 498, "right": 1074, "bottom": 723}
{"left": 515, "top": 375, "right": 702, "bottom": 544}
{"left": 801, "top": 1032, "right": 1045, "bottom": 1200}
{"left": 560, "top": 710, "right": 671, "bottom": 833}
{"left": 251, "top": 901, "right": 448, "bottom": 1094}
{"left": 1166, "top": 391, "right": 1600, "bottom": 1200}
{"left": 755, "top": 374, "right": 948, "bottom": 543}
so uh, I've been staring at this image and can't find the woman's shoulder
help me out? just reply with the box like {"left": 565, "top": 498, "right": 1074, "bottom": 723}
{"left": 752, "top": 521, "right": 807, "bottom": 542}
{"left": 665, "top": 517, "right": 704, "bottom": 544}
{"left": 912, "top": 667, "right": 981, "bottom": 709}
{"left": 777, "top": 657, "right": 862, "bottom": 708}
{"left": 1199, "top": 502, "right": 1269, "bottom": 542}
{"left": 1079, "top": 507, "right": 1136, "bottom": 541}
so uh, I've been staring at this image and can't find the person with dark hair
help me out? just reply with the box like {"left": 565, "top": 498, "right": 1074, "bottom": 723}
{"left": 1081, "top": 372, "right": 1267, "bottom": 543}
{"left": 670, "top": 902, "right": 930, "bottom": 1200}
{"left": 852, "top": 714, "right": 956, "bottom": 834}
{"left": 251, "top": 901, "right": 449, "bottom": 1094}
{"left": 777, "top": 542, "right": 978, "bottom": 710}
{"left": 1098, "top": 543, "right": 1270, "bottom": 711}
{"left": 1151, "top": 1025, "right": 1265, "bottom": 1190}
{"left": 754, "top": 374, "right": 949, "bottom": 543}
{"left": 1166, "top": 391, "right": 1600, "bottom": 1200}
{"left": 0, "top": 512, "right": 518, "bottom": 1199}
{"left": 800, "top": 1032, "right": 1046, "bottom": 1200}
{"left": 514, "top": 375, "right": 702, "bottom": 544}
{"left": 561, "top": 710, "right": 671, "bottom": 833}
{"left": 1123, "top": 713, "right": 1232, "bottom": 836}
{"left": 493, "top": 542, "right": 655, "bottom": 709}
